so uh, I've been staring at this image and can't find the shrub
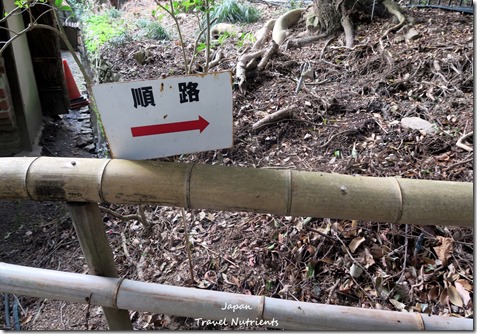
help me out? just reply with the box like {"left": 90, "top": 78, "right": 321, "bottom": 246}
{"left": 209, "top": 0, "right": 260, "bottom": 24}
{"left": 83, "top": 12, "right": 126, "bottom": 53}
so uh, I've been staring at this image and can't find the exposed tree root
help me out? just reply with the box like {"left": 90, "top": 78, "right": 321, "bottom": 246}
{"left": 236, "top": 50, "right": 265, "bottom": 92}
{"left": 257, "top": 40, "right": 279, "bottom": 71}
{"left": 272, "top": 8, "right": 305, "bottom": 45}
{"left": 252, "top": 105, "right": 297, "bottom": 131}
{"left": 379, "top": 0, "right": 408, "bottom": 47}
{"left": 252, "top": 19, "right": 275, "bottom": 50}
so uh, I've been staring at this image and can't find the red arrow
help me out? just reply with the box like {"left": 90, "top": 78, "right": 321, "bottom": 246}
{"left": 131, "top": 116, "right": 209, "bottom": 137}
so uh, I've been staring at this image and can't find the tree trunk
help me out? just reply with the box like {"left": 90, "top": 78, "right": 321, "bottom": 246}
{"left": 312, "top": 0, "right": 342, "bottom": 36}
{"left": 312, "top": 0, "right": 408, "bottom": 48}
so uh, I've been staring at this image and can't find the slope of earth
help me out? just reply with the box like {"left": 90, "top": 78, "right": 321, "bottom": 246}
{"left": 0, "top": 1, "right": 473, "bottom": 330}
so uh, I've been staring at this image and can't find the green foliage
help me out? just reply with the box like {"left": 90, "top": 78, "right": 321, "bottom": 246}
{"left": 108, "top": 30, "right": 133, "bottom": 47}
{"left": 136, "top": 19, "right": 170, "bottom": 41}
{"left": 236, "top": 31, "right": 255, "bottom": 48}
{"left": 171, "top": 0, "right": 204, "bottom": 14}
{"left": 107, "top": 7, "right": 121, "bottom": 18}
{"left": 208, "top": 0, "right": 260, "bottom": 24}
{"left": 288, "top": 0, "right": 305, "bottom": 9}
{"left": 83, "top": 12, "right": 126, "bottom": 53}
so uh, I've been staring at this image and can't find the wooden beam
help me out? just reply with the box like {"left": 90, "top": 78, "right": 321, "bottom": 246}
{"left": 68, "top": 201, "right": 133, "bottom": 330}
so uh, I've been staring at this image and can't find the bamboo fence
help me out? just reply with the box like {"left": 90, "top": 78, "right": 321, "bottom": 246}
{"left": 0, "top": 156, "right": 473, "bottom": 330}
{"left": 0, "top": 262, "right": 472, "bottom": 330}
{"left": 0, "top": 156, "right": 472, "bottom": 226}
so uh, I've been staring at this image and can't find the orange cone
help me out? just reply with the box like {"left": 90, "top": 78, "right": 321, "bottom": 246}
{"left": 63, "top": 59, "right": 81, "bottom": 100}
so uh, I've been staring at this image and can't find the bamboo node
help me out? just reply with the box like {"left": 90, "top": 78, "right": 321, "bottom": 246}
{"left": 24, "top": 156, "right": 41, "bottom": 200}
{"left": 99, "top": 159, "right": 113, "bottom": 203}
{"left": 414, "top": 312, "right": 425, "bottom": 330}
{"left": 112, "top": 277, "right": 126, "bottom": 309}
{"left": 391, "top": 177, "right": 404, "bottom": 224}
{"left": 258, "top": 295, "right": 266, "bottom": 320}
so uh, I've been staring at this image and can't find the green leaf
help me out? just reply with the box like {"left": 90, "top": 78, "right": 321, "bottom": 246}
{"left": 60, "top": 5, "right": 72, "bottom": 11}
{"left": 196, "top": 43, "right": 206, "bottom": 52}
{"left": 55, "top": 0, "right": 62, "bottom": 7}
{"left": 306, "top": 262, "right": 315, "bottom": 278}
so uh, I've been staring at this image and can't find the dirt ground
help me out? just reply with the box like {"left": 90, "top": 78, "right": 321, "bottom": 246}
{"left": 0, "top": 1, "right": 473, "bottom": 330}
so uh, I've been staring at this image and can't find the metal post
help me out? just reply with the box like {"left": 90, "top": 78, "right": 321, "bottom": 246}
{"left": 68, "top": 202, "right": 133, "bottom": 330}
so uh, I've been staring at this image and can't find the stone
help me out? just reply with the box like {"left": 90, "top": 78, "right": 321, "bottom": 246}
{"left": 401, "top": 117, "right": 438, "bottom": 134}
{"left": 405, "top": 28, "right": 421, "bottom": 42}
{"left": 84, "top": 143, "right": 96, "bottom": 152}
{"left": 80, "top": 127, "right": 93, "bottom": 134}
{"left": 76, "top": 134, "right": 93, "bottom": 147}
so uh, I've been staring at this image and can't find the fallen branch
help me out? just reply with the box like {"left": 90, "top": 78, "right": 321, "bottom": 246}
{"left": 252, "top": 105, "right": 297, "bottom": 131}
{"left": 456, "top": 131, "right": 473, "bottom": 152}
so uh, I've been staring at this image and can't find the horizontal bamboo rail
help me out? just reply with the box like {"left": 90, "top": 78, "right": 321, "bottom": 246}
{"left": 0, "top": 262, "right": 472, "bottom": 330}
{"left": 0, "top": 157, "right": 472, "bottom": 226}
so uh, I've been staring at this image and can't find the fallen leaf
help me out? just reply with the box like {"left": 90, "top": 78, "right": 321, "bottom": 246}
{"left": 349, "top": 263, "right": 363, "bottom": 278}
{"left": 433, "top": 236, "right": 453, "bottom": 266}
{"left": 351, "top": 220, "right": 358, "bottom": 236}
{"left": 447, "top": 286, "right": 463, "bottom": 308}
{"left": 349, "top": 236, "right": 366, "bottom": 253}
{"left": 455, "top": 279, "right": 472, "bottom": 291}
{"left": 428, "top": 286, "right": 440, "bottom": 302}
{"left": 363, "top": 247, "right": 375, "bottom": 268}
{"left": 454, "top": 281, "right": 471, "bottom": 306}
{"left": 389, "top": 298, "right": 406, "bottom": 311}
{"left": 319, "top": 257, "right": 334, "bottom": 264}
{"left": 439, "top": 288, "right": 449, "bottom": 306}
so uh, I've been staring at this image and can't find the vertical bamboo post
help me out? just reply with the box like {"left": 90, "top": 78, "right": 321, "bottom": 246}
{"left": 67, "top": 202, "right": 133, "bottom": 330}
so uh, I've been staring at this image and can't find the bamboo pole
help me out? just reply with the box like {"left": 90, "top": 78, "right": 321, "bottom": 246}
{"left": 68, "top": 202, "right": 133, "bottom": 330}
{"left": 0, "top": 262, "right": 471, "bottom": 330}
{"left": 0, "top": 157, "right": 472, "bottom": 227}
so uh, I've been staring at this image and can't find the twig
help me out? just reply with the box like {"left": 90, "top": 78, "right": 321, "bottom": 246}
{"left": 32, "top": 299, "right": 48, "bottom": 325}
{"left": 59, "top": 301, "right": 67, "bottom": 330}
{"left": 188, "top": 17, "right": 218, "bottom": 73}
{"left": 120, "top": 232, "right": 133, "bottom": 263}
{"left": 182, "top": 208, "right": 195, "bottom": 282}
{"left": 333, "top": 232, "right": 378, "bottom": 294}
{"left": 326, "top": 279, "right": 340, "bottom": 304}
{"left": 99, "top": 206, "right": 142, "bottom": 223}
{"left": 138, "top": 205, "right": 150, "bottom": 228}
{"left": 199, "top": 243, "right": 239, "bottom": 268}
{"left": 304, "top": 225, "right": 336, "bottom": 242}
{"left": 388, "top": 225, "right": 409, "bottom": 297}
{"left": 456, "top": 131, "right": 473, "bottom": 152}
{"left": 154, "top": 0, "right": 189, "bottom": 74}
{"left": 444, "top": 157, "right": 473, "bottom": 171}
{"left": 85, "top": 293, "right": 92, "bottom": 330}
{"left": 137, "top": 247, "right": 150, "bottom": 281}
{"left": 318, "top": 129, "right": 356, "bottom": 149}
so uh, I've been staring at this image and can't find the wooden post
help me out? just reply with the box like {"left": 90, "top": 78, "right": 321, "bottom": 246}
{"left": 67, "top": 201, "right": 133, "bottom": 330}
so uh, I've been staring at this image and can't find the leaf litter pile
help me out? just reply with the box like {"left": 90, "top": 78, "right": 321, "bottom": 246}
{"left": 1, "top": 1, "right": 473, "bottom": 330}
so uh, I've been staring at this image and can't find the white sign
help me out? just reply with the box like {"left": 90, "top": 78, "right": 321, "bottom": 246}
{"left": 92, "top": 72, "right": 233, "bottom": 160}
